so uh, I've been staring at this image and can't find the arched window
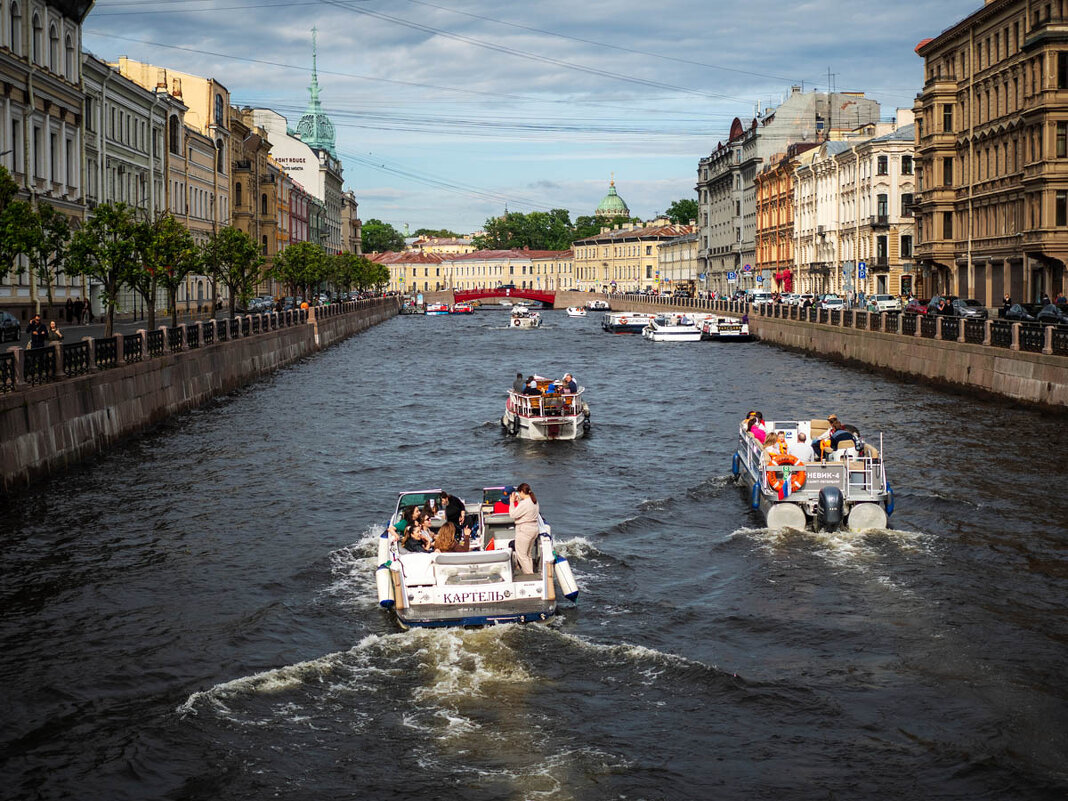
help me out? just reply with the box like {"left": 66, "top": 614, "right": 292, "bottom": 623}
{"left": 260, "top": 193, "right": 267, "bottom": 215}
{"left": 48, "top": 24, "right": 57, "bottom": 71}
{"left": 168, "top": 116, "right": 179, "bottom": 155}
{"left": 214, "top": 94, "right": 224, "bottom": 125}
{"left": 9, "top": 3, "right": 20, "bottom": 55}
{"left": 31, "top": 13, "right": 40, "bottom": 63}
{"left": 64, "top": 34, "right": 73, "bottom": 80}
{"left": 261, "top": 235, "right": 268, "bottom": 255}
{"left": 234, "top": 182, "right": 242, "bottom": 207}
{"left": 215, "top": 139, "right": 224, "bottom": 173}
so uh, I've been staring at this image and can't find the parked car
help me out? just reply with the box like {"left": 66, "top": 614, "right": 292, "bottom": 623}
{"left": 748, "top": 291, "right": 773, "bottom": 306}
{"left": 951, "top": 298, "right": 988, "bottom": 319}
{"left": 796, "top": 293, "right": 815, "bottom": 307}
{"left": 1036, "top": 303, "right": 1068, "bottom": 326}
{"left": 867, "top": 294, "right": 901, "bottom": 313}
{"left": 0, "top": 310, "right": 20, "bottom": 342}
{"left": 904, "top": 298, "right": 930, "bottom": 314}
{"left": 1002, "top": 303, "right": 1036, "bottom": 322}
{"left": 817, "top": 294, "right": 845, "bottom": 310}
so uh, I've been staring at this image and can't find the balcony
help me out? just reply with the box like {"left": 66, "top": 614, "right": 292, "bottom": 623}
{"left": 869, "top": 214, "right": 890, "bottom": 229}
{"left": 234, "top": 159, "right": 252, "bottom": 171}
{"left": 872, "top": 256, "right": 890, "bottom": 271}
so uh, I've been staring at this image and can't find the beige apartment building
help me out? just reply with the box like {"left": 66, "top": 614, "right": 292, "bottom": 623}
{"left": 574, "top": 221, "right": 695, "bottom": 293}
{"left": 657, "top": 232, "right": 700, "bottom": 294}
{"left": 755, "top": 143, "right": 817, "bottom": 294}
{"left": 914, "top": 0, "right": 1068, "bottom": 304}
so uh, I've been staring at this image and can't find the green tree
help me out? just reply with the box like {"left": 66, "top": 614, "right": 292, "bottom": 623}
{"left": 473, "top": 209, "right": 574, "bottom": 251}
{"left": 665, "top": 198, "right": 699, "bottom": 225}
{"left": 202, "top": 226, "right": 263, "bottom": 319}
{"left": 413, "top": 228, "right": 460, "bottom": 239}
{"left": 66, "top": 202, "right": 137, "bottom": 336}
{"left": 269, "top": 241, "right": 326, "bottom": 300}
{"left": 361, "top": 219, "right": 405, "bottom": 253}
{"left": 0, "top": 165, "right": 36, "bottom": 283}
{"left": 26, "top": 204, "right": 72, "bottom": 316}
{"left": 142, "top": 214, "right": 199, "bottom": 328}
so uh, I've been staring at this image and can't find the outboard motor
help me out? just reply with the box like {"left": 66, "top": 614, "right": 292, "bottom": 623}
{"left": 817, "top": 486, "right": 844, "bottom": 531}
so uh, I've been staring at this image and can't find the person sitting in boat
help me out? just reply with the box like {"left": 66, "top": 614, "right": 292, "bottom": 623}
{"left": 746, "top": 414, "right": 767, "bottom": 445}
{"left": 457, "top": 508, "right": 479, "bottom": 542}
{"left": 512, "top": 372, "right": 526, "bottom": 393}
{"left": 522, "top": 377, "right": 541, "bottom": 395}
{"left": 389, "top": 506, "right": 418, "bottom": 542}
{"left": 440, "top": 491, "right": 466, "bottom": 525}
{"left": 560, "top": 373, "right": 578, "bottom": 394}
{"left": 788, "top": 431, "right": 815, "bottom": 463}
{"left": 401, "top": 515, "right": 435, "bottom": 552}
{"left": 765, "top": 430, "right": 789, "bottom": 457}
{"left": 509, "top": 483, "right": 540, "bottom": 575}
{"left": 492, "top": 486, "right": 515, "bottom": 513}
{"left": 433, "top": 522, "right": 471, "bottom": 553}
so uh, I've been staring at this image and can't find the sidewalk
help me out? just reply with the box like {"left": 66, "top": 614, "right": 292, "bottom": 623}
{"left": 2, "top": 312, "right": 233, "bottom": 353}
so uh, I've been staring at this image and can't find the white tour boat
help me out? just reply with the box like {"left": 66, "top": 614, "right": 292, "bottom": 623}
{"left": 732, "top": 418, "right": 895, "bottom": 531}
{"left": 601, "top": 312, "right": 656, "bottom": 333}
{"left": 566, "top": 306, "right": 587, "bottom": 317}
{"left": 509, "top": 306, "right": 542, "bottom": 329}
{"left": 641, "top": 313, "right": 702, "bottom": 342}
{"left": 701, "top": 315, "right": 754, "bottom": 342}
{"left": 376, "top": 487, "right": 579, "bottom": 629}
{"left": 425, "top": 303, "right": 450, "bottom": 315}
{"left": 501, "top": 376, "right": 590, "bottom": 440}
{"left": 585, "top": 299, "right": 610, "bottom": 310}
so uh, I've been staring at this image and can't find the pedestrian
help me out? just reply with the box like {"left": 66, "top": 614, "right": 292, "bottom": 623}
{"left": 1040, "top": 291, "right": 1051, "bottom": 306}
{"left": 47, "top": 320, "right": 63, "bottom": 342}
{"left": 1056, "top": 290, "right": 1067, "bottom": 305}
{"left": 25, "top": 314, "right": 48, "bottom": 349}
{"left": 1001, "top": 294, "right": 1012, "bottom": 316}
{"left": 512, "top": 371, "right": 526, "bottom": 393}
{"left": 73, "top": 297, "right": 83, "bottom": 324}
{"left": 65, "top": 297, "right": 73, "bottom": 323}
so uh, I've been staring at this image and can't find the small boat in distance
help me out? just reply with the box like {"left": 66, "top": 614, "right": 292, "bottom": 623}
{"left": 425, "top": 303, "right": 450, "bottom": 315}
{"left": 566, "top": 306, "right": 587, "bottom": 317}
{"left": 586, "top": 299, "right": 610, "bottom": 310}
{"left": 601, "top": 312, "right": 656, "bottom": 333}
{"left": 502, "top": 375, "right": 590, "bottom": 439}
{"left": 450, "top": 302, "right": 474, "bottom": 314}
{"left": 376, "top": 487, "right": 578, "bottom": 629}
{"left": 732, "top": 418, "right": 894, "bottom": 531}
{"left": 509, "top": 306, "right": 542, "bottom": 328}
{"left": 701, "top": 315, "right": 754, "bottom": 341}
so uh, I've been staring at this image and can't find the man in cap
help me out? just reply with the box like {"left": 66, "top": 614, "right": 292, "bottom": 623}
{"left": 492, "top": 486, "right": 514, "bottom": 514}
{"left": 25, "top": 314, "right": 48, "bottom": 349}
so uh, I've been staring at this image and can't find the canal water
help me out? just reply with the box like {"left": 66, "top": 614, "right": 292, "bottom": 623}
{"left": 2, "top": 309, "right": 1066, "bottom": 800}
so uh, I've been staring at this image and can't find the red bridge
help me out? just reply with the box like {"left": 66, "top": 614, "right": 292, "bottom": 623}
{"left": 454, "top": 287, "right": 557, "bottom": 306}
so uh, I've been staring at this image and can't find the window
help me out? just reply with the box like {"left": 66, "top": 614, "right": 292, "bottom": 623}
{"left": 215, "top": 140, "right": 224, "bottom": 173}
{"left": 235, "top": 182, "right": 242, "bottom": 207}
{"left": 900, "top": 234, "right": 913, "bottom": 258}
{"left": 261, "top": 235, "right": 268, "bottom": 255}
{"left": 214, "top": 94, "right": 224, "bottom": 125}
{"left": 1058, "top": 191, "right": 1068, "bottom": 226}
{"left": 168, "top": 116, "right": 180, "bottom": 155}
{"left": 31, "top": 13, "right": 40, "bottom": 63}
{"left": 902, "top": 155, "right": 913, "bottom": 175}
{"left": 942, "top": 104, "right": 953, "bottom": 132}
{"left": 877, "top": 235, "right": 888, "bottom": 259}
{"left": 48, "top": 24, "right": 57, "bottom": 71}
{"left": 943, "top": 157, "right": 953, "bottom": 186}
{"left": 1059, "top": 122, "right": 1068, "bottom": 158}
{"left": 942, "top": 211, "right": 953, "bottom": 240}
{"left": 9, "top": 3, "right": 20, "bottom": 54}
{"left": 261, "top": 193, "right": 267, "bottom": 215}
{"left": 877, "top": 194, "right": 888, "bottom": 217}
{"left": 65, "top": 34, "right": 73, "bottom": 80}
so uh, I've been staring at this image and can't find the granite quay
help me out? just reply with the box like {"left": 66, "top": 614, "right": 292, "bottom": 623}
{"left": 0, "top": 297, "right": 399, "bottom": 493}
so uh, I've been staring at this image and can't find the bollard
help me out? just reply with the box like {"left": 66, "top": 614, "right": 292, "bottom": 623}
{"left": 983, "top": 319, "right": 992, "bottom": 346}
{"left": 935, "top": 316, "right": 943, "bottom": 340}
{"left": 1010, "top": 322, "right": 1020, "bottom": 351}
{"left": 82, "top": 335, "right": 96, "bottom": 371}
{"left": 1044, "top": 325, "right": 1053, "bottom": 355}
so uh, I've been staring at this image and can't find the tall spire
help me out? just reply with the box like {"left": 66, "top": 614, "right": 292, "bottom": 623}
{"left": 295, "top": 26, "right": 337, "bottom": 156}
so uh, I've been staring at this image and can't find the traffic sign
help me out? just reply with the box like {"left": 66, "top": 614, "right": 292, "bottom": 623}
{"left": 742, "top": 264, "right": 752, "bottom": 273}
{"left": 727, "top": 271, "right": 738, "bottom": 283}
{"left": 755, "top": 276, "right": 763, "bottom": 283}
{"left": 858, "top": 262, "right": 867, "bottom": 280}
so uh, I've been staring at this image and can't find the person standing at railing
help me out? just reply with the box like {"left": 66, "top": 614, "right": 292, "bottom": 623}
{"left": 25, "top": 315, "right": 48, "bottom": 349}
{"left": 509, "top": 483, "right": 540, "bottom": 575}
{"left": 512, "top": 372, "right": 526, "bottom": 393}
{"left": 47, "top": 321, "right": 63, "bottom": 342}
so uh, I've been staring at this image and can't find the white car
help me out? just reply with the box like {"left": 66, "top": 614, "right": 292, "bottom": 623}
{"left": 748, "top": 292, "right": 773, "bottom": 306}
{"left": 868, "top": 294, "right": 901, "bottom": 313}
{"left": 818, "top": 294, "right": 845, "bottom": 310}
{"left": 796, "top": 293, "right": 814, "bottom": 307}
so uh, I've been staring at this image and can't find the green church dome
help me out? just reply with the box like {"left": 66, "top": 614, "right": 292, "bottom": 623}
{"left": 596, "top": 179, "right": 629, "bottom": 218}
{"left": 295, "top": 29, "right": 337, "bottom": 157}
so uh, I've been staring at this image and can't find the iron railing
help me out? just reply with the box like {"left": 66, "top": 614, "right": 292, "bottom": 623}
{"left": 186, "top": 325, "right": 200, "bottom": 349}
{"left": 1019, "top": 323, "right": 1045, "bottom": 353}
{"left": 902, "top": 313, "right": 918, "bottom": 336}
{"left": 95, "top": 336, "right": 118, "bottom": 370}
{"left": 147, "top": 330, "right": 165, "bottom": 357}
{"left": 1052, "top": 326, "right": 1068, "bottom": 356}
{"left": 990, "top": 320, "right": 1013, "bottom": 348}
{"left": 0, "top": 352, "right": 15, "bottom": 392}
{"left": 62, "top": 340, "right": 91, "bottom": 377}
{"left": 964, "top": 320, "right": 986, "bottom": 344}
{"left": 24, "top": 346, "right": 56, "bottom": 385}
{"left": 920, "top": 315, "right": 938, "bottom": 338}
{"left": 940, "top": 317, "right": 960, "bottom": 341}
{"left": 168, "top": 327, "right": 183, "bottom": 352}
{"left": 124, "top": 333, "right": 143, "bottom": 362}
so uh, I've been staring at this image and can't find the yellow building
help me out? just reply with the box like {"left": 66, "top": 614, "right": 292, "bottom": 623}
{"left": 573, "top": 221, "right": 695, "bottom": 292}
{"left": 756, "top": 143, "right": 817, "bottom": 293}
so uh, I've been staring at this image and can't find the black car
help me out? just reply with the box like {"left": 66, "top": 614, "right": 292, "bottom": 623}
{"left": 1003, "top": 303, "right": 1036, "bottom": 322}
{"left": 0, "top": 310, "right": 20, "bottom": 342}
{"left": 1035, "top": 303, "right": 1068, "bottom": 326}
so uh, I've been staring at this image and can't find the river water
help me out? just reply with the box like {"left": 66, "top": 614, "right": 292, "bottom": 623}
{"left": 2, "top": 309, "right": 1066, "bottom": 800}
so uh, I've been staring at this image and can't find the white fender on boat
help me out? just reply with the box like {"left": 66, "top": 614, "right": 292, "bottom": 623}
{"left": 846, "top": 503, "right": 888, "bottom": 532}
{"left": 376, "top": 562, "right": 395, "bottom": 608}
{"left": 377, "top": 531, "right": 391, "bottom": 564}
{"left": 553, "top": 553, "right": 578, "bottom": 601}
{"left": 765, "top": 502, "right": 807, "bottom": 530}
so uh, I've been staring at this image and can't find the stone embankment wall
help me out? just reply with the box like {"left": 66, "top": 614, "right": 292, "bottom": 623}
{"left": 0, "top": 299, "right": 398, "bottom": 493}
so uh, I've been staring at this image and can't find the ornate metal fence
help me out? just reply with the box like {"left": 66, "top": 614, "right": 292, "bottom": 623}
{"left": 964, "top": 320, "right": 986, "bottom": 344}
{"left": 124, "top": 333, "right": 143, "bottom": 362}
{"left": 901, "top": 313, "right": 918, "bottom": 336}
{"left": 0, "top": 352, "right": 15, "bottom": 392}
{"left": 167, "top": 327, "right": 183, "bottom": 352}
{"left": 94, "top": 336, "right": 118, "bottom": 370}
{"left": 940, "top": 317, "right": 960, "bottom": 341}
{"left": 62, "top": 341, "right": 91, "bottom": 377}
{"left": 186, "top": 325, "right": 200, "bottom": 349}
{"left": 202, "top": 323, "right": 214, "bottom": 346}
{"left": 1052, "top": 326, "right": 1068, "bottom": 356}
{"left": 147, "top": 330, "right": 165, "bottom": 357}
{"left": 920, "top": 315, "right": 938, "bottom": 338}
{"left": 1018, "top": 323, "right": 1045, "bottom": 353}
{"left": 24, "top": 346, "right": 56, "bottom": 385}
{"left": 990, "top": 320, "right": 1013, "bottom": 348}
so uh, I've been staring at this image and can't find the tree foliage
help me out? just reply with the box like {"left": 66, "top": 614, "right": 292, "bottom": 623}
{"left": 665, "top": 198, "right": 699, "bottom": 225}
{"left": 472, "top": 209, "right": 575, "bottom": 251}
{"left": 413, "top": 228, "right": 460, "bottom": 239}
{"left": 202, "top": 226, "right": 263, "bottom": 318}
{"left": 361, "top": 219, "right": 405, "bottom": 253}
{"left": 26, "top": 204, "right": 72, "bottom": 314}
{"left": 268, "top": 241, "right": 326, "bottom": 299}
{"left": 66, "top": 202, "right": 138, "bottom": 336}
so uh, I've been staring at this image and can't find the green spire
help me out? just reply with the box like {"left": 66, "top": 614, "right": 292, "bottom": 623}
{"left": 295, "top": 26, "right": 337, "bottom": 156}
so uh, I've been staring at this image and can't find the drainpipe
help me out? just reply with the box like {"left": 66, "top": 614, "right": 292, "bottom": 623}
{"left": 967, "top": 24, "right": 975, "bottom": 300}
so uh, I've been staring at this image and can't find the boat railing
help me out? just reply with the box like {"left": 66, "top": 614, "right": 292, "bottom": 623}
{"left": 743, "top": 427, "right": 886, "bottom": 497}
{"left": 509, "top": 388, "right": 584, "bottom": 418}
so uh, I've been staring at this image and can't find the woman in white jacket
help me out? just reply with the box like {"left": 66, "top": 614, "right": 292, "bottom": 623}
{"left": 509, "top": 482, "right": 540, "bottom": 574}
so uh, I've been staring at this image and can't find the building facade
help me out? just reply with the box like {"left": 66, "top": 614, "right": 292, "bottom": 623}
{"left": 0, "top": 0, "right": 93, "bottom": 316}
{"left": 573, "top": 221, "right": 695, "bottom": 293}
{"left": 755, "top": 143, "right": 817, "bottom": 294}
{"left": 914, "top": 0, "right": 1068, "bottom": 304}
{"left": 230, "top": 108, "right": 276, "bottom": 267}
{"left": 697, "top": 88, "right": 882, "bottom": 296}
{"left": 657, "top": 231, "right": 700, "bottom": 294}
{"left": 341, "top": 189, "right": 361, "bottom": 255}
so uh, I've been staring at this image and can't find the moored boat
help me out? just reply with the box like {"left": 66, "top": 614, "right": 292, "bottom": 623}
{"left": 376, "top": 487, "right": 578, "bottom": 629}
{"left": 501, "top": 375, "right": 590, "bottom": 440}
{"left": 732, "top": 418, "right": 894, "bottom": 531}
{"left": 450, "top": 302, "right": 474, "bottom": 314}
{"left": 601, "top": 312, "right": 656, "bottom": 333}
{"left": 701, "top": 315, "right": 754, "bottom": 341}
{"left": 566, "top": 306, "right": 587, "bottom": 317}
{"left": 425, "top": 303, "right": 450, "bottom": 315}
{"left": 586, "top": 299, "right": 610, "bottom": 310}
{"left": 641, "top": 313, "right": 702, "bottom": 342}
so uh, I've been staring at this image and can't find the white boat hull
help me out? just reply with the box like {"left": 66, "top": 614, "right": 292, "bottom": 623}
{"left": 501, "top": 407, "right": 589, "bottom": 440}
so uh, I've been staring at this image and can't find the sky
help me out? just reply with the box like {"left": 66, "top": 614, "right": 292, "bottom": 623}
{"left": 84, "top": 0, "right": 981, "bottom": 235}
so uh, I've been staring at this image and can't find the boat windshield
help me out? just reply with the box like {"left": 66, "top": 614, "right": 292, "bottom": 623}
{"left": 397, "top": 490, "right": 442, "bottom": 510}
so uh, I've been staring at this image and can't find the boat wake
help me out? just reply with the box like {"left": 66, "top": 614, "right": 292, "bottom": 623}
{"left": 731, "top": 524, "right": 933, "bottom": 570}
